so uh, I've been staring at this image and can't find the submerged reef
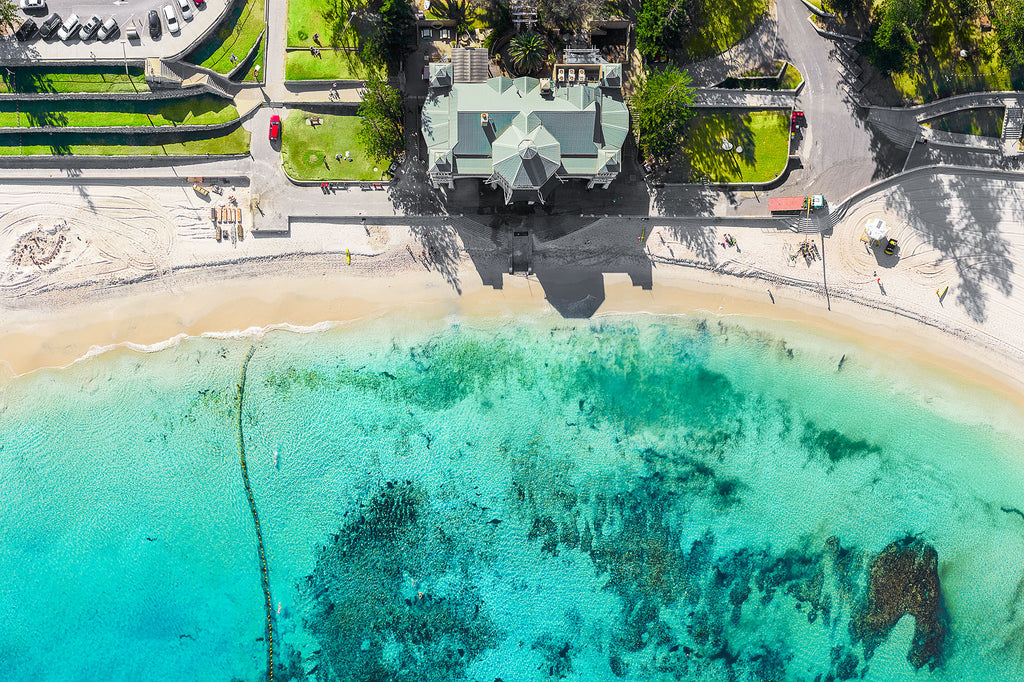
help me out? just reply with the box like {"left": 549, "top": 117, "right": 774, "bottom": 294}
{"left": 300, "top": 481, "right": 495, "bottom": 682}
{"left": 851, "top": 537, "right": 947, "bottom": 671}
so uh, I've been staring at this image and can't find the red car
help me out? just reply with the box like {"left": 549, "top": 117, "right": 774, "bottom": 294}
{"left": 269, "top": 115, "right": 281, "bottom": 141}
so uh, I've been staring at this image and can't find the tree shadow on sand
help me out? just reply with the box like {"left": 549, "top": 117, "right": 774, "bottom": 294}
{"left": 881, "top": 171, "right": 1014, "bottom": 323}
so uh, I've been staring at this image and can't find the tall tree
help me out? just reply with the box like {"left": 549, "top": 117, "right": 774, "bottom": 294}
{"left": 362, "top": 0, "right": 416, "bottom": 68}
{"left": 538, "top": 0, "right": 603, "bottom": 33}
{"left": 0, "top": 0, "right": 19, "bottom": 29}
{"left": 993, "top": 0, "right": 1024, "bottom": 66}
{"left": 432, "top": 0, "right": 474, "bottom": 45}
{"left": 863, "top": 0, "right": 923, "bottom": 72}
{"left": 357, "top": 72, "right": 405, "bottom": 165}
{"left": 628, "top": 66, "right": 696, "bottom": 162}
{"left": 635, "top": 0, "right": 693, "bottom": 60}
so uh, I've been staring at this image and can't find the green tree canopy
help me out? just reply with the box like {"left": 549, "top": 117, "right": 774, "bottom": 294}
{"left": 538, "top": 0, "right": 603, "bottom": 33}
{"left": 432, "top": 0, "right": 474, "bottom": 44}
{"left": 993, "top": 0, "right": 1024, "bottom": 66}
{"left": 628, "top": 66, "right": 696, "bottom": 162}
{"left": 636, "top": 0, "right": 694, "bottom": 61}
{"left": 0, "top": 0, "right": 19, "bottom": 29}
{"left": 508, "top": 31, "right": 550, "bottom": 74}
{"left": 357, "top": 72, "right": 405, "bottom": 164}
{"left": 863, "top": 0, "right": 923, "bottom": 72}
{"left": 362, "top": 0, "right": 416, "bottom": 68}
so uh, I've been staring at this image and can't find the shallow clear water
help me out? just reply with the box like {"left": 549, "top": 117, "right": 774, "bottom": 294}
{"left": 2, "top": 315, "right": 1024, "bottom": 681}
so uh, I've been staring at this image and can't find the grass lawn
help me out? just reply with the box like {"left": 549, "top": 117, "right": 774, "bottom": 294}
{"left": 0, "top": 96, "right": 238, "bottom": 129}
{"left": 280, "top": 111, "right": 384, "bottom": 181}
{"left": 187, "top": 0, "right": 266, "bottom": 76}
{"left": 889, "top": 2, "right": 1024, "bottom": 102}
{"left": 242, "top": 36, "right": 266, "bottom": 82}
{"left": 780, "top": 62, "right": 803, "bottom": 89}
{"left": 0, "top": 127, "right": 250, "bottom": 156}
{"left": 676, "top": 110, "right": 790, "bottom": 183}
{"left": 287, "top": 0, "right": 363, "bottom": 47}
{"left": 922, "top": 107, "right": 1005, "bottom": 137}
{"left": 285, "top": 49, "right": 383, "bottom": 80}
{"left": 686, "top": 0, "right": 769, "bottom": 58}
{"left": 0, "top": 67, "right": 148, "bottom": 94}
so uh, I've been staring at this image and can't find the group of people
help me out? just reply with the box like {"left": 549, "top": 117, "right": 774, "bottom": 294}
{"left": 720, "top": 233, "right": 737, "bottom": 248}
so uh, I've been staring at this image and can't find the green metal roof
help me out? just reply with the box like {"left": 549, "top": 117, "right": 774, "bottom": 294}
{"left": 422, "top": 74, "right": 629, "bottom": 184}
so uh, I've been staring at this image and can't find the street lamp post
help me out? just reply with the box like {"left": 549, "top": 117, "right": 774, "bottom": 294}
{"left": 122, "top": 40, "right": 139, "bottom": 94}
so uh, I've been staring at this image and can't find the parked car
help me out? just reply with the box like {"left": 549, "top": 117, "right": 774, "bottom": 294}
{"left": 56, "top": 13, "right": 80, "bottom": 41}
{"left": 19, "top": 0, "right": 45, "bottom": 11}
{"left": 96, "top": 17, "right": 118, "bottom": 41}
{"left": 193, "top": 0, "right": 204, "bottom": 6}
{"left": 78, "top": 15, "right": 101, "bottom": 40}
{"left": 148, "top": 9, "right": 160, "bottom": 38}
{"left": 176, "top": 0, "right": 193, "bottom": 21}
{"left": 269, "top": 115, "right": 281, "bottom": 141}
{"left": 14, "top": 18, "right": 38, "bottom": 41}
{"left": 38, "top": 12, "right": 61, "bottom": 38}
{"left": 162, "top": 5, "right": 179, "bottom": 34}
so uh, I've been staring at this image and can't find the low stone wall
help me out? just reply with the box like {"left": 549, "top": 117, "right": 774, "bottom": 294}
{"left": 0, "top": 85, "right": 210, "bottom": 101}
{"left": 0, "top": 154, "right": 250, "bottom": 167}
{"left": 0, "top": 114, "right": 243, "bottom": 136}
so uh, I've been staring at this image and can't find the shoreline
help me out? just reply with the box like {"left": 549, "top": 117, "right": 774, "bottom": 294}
{"left": 3, "top": 257, "right": 1024, "bottom": 417}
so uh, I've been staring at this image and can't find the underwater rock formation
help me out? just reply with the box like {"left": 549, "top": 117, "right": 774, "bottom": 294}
{"left": 851, "top": 537, "right": 946, "bottom": 670}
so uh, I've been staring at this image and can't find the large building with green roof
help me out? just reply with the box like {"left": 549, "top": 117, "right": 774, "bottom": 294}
{"left": 421, "top": 62, "right": 629, "bottom": 204}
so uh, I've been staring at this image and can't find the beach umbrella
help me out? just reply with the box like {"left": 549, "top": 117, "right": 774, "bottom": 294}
{"left": 864, "top": 218, "right": 890, "bottom": 242}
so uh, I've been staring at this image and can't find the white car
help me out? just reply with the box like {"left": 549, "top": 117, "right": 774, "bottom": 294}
{"left": 96, "top": 17, "right": 118, "bottom": 41}
{"left": 176, "top": 0, "right": 193, "bottom": 21}
{"left": 162, "top": 5, "right": 179, "bottom": 33}
{"left": 57, "top": 13, "right": 80, "bottom": 41}
{"left": 19, "top": 0, "right": 45, "bottom": 10}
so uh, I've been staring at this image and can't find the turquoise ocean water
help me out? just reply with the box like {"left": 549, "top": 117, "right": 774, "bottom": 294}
{"left": 3, "top": 314, "right": 1024, "bottom": 681}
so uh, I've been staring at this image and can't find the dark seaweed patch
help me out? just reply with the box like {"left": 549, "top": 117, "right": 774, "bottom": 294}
{"left": 266, "top": 332, "right": 534, "bottom": 411}
{"left": 302, "top": 481, "right": 495, "bottom": 681}
{"left": 800, "top": 422, "right": 881, "bottom": 464}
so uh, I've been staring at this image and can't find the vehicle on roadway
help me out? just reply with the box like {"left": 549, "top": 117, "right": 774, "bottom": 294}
{"left": 57, "top": 13, "right": 80, "bottom": 41}
{"left": 15, "top": 18, "right": 38, "bottom": 41}
{"left": 79, "top": 15, "right": 102, "bottom": 40}
{"left": 148, "top": 9, "right": 161, "bottom": 38}
{"left": 269, "top": 115, "right": 281, "bottom": 141}
{"left": 38, "top": 12, "right": 61, "bottom": 38}
{"left": 96, "top": 17, "right": 118, "bottom": 41}
{"left": 176, "top": 0, "right": 193, "bottom": 21}
{"left": 163, "top": 5, "right": 179, "bottom": 34}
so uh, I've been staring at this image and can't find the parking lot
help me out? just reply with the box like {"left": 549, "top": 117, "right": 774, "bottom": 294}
{"left": 0, "top": 0, "right": 232, "bottom": 62}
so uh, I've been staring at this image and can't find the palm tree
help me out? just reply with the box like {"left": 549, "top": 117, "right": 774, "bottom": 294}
{"left": 432, "top": 0, "right": 474, "bottom": 45}
{"left": 508, "top": 31, "right": 549, "bottom": 74}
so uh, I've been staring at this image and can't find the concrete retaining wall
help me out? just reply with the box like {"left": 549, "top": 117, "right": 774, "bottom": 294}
{"left": 0, "top": 85, "right": 210, "bottom": 101}
{"left": 0, "top": 114, "right": 244, "bottom": 136}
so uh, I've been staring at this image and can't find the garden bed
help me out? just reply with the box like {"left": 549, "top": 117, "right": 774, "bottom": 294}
{"left": 280, "top": 111, "right": 385, "bottom": 181}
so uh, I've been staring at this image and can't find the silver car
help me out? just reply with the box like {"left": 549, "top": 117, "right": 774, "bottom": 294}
{"left": 96, "top": 17, "right": 118, "bottom": 41}
{"left": 176, "top": 0, "right": 193, "bottom": 21}
{"left": 56, "top": 13, "right": 80, "bottom": 41}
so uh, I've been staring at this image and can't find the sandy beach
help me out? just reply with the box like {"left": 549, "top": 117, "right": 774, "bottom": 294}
{"left": 2, "top": 170, "right": 1024, "bottom": 409}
